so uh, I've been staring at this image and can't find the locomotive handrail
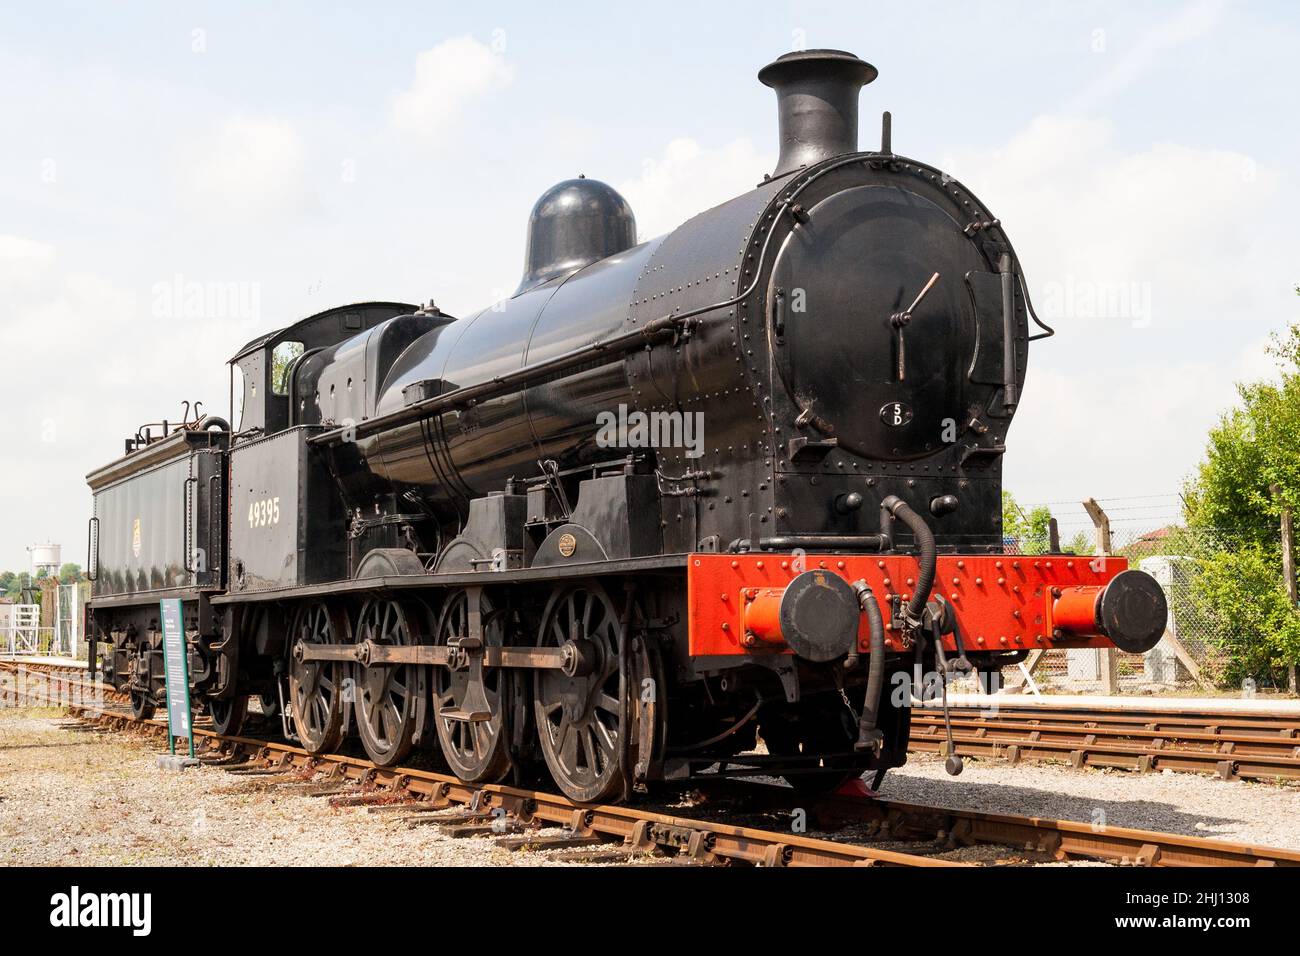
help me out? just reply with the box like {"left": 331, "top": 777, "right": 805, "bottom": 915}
{"left": 182, "top": 476, "right": 198, "bottom": 574}
{"left": 309, "top": 150, "right": 1052, "bottom": 453}
{"left": 308, "top": 156, "right": 873, "bottom": 450}
{"left": 86, "top": 516, "right": 99, "bottom": 582}
{"left": 208, "top": 472, "right": 222, "bottom": 580}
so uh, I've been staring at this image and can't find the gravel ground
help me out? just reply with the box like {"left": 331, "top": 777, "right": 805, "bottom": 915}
{"left": 0, "top": 709, "right": 583, "bottom": 866}
{"left": 879, "top": 752, "right": 1300, "bottom": 850}
{"left": 5, "top": 707, "right": 1298, "bottom": 865}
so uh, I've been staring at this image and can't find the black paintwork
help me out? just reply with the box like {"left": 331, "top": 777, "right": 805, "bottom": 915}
{"left": 1098, "top": 569, "right": 1170, "bottom": 653}
{"left": 515, "top": 177, "right": 637, "bottom": 295}
{"left": 759, "top": 49, "right": 878, "bottom": 177}
{"left": 231, "top": 302, "right": 416, "bottom": 437}
{"left": 90, "top": 49, "right": 1031, "bottom": 651}
{"left": 87, "top": 426, "right": 228, "bottom": 599}
{"left": 227, "top": 426, "right": 347, "bottom": 592}
{"left": 82, "top": 50, "right": 1163, "bottom": 790}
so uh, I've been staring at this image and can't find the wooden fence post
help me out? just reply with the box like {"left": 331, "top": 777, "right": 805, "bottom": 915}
{"left": 1271, "top": 484, "right": 1299, "bottom": 695}
{"left": 1082, "top": 498, "right": 1119, "bottom": 695}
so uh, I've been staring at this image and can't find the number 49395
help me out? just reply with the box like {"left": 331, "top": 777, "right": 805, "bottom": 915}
{"left": 248, "top": 496, "right": 280, "bottom": 528}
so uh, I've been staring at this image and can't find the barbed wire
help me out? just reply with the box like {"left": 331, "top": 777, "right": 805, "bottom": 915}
{"left": 1020, "top": 493, "right": 1182, "bottom": 508}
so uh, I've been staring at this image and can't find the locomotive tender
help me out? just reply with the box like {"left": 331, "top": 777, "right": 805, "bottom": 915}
{"left": 85, "top": 50, "right": 1166, "bottom": 803}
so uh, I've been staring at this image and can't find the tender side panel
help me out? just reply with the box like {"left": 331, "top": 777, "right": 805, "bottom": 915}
{"left": 92, "top": 456, "right": 191, "bottom": 598}
{"left": 687, "top": 552, "right": 1126, "bottom": 657}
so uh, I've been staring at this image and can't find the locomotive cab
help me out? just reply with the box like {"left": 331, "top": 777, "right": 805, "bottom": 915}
{"left": 228, "top": 302, "right": 418, "bottom": 436}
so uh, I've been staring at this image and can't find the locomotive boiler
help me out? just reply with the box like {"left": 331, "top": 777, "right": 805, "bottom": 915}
{"left": 85, "top": 49, "right": 1167, "bottom": 804}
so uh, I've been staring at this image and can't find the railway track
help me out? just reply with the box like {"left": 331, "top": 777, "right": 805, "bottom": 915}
{"left": 911, "top": 701, "right": 1300, "bottom": 782}
{"left": 4, "top": 659, "right": 1297, "bottom": 868}
{"left": 0, "top": 658, "right": 124, "bottom": 706}
{"left": 8, "top": 658, "right": 1300, "bottom": 783}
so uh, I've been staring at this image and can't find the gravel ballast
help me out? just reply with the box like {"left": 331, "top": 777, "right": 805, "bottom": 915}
{"left": 0, "top": 709, "right": 575, "bottom": 866}
{"left": 879, "top": 752, "right": 1300, "bottom": 850}
{"left": 4, "top": 708, "right": 1298, "bottom": 865}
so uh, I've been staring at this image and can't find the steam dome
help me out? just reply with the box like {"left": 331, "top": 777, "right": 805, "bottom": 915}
{"left": 515, "top": 177, "right": 636, "bottom": 295}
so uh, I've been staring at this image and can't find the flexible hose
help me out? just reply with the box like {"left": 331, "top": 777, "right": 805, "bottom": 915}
{"left": 850, "top": 580, "right": 886, "bottom": 752}
{"left": 880, "top": 496, "right": 937, "bottom": 619}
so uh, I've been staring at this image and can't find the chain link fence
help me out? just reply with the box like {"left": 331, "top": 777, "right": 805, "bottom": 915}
{"left": 993, "top": 496, "right": 1298, "bottom": 699}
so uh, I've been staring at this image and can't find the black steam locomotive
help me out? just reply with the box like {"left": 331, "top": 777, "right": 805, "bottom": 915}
{"left": 86, "top": 50, "right": 1166, "bottom": 803}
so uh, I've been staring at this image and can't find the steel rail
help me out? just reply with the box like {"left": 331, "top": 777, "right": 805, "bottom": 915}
{"left": 0, "top": 672, "right": 949, "bottom": 868}
{"left": 802, "top": 789, "right": 1299, "bottom": 868}
{"left": 929, "top": 700, "right": 1300, "bottom": 733}
{"left": 76, "top": 709, "right": 957, "bottom": 868}
{"left": 0, "top": 660, "right": 124, "bottom": 706}
{"left": 692, "top": 780, "right": 1300, "bottom": 868}
{"left": 9, "top": 661, "right": 1298, "bottom": 867}
{"left": 85, "top": 706, "right": 1300, "bottom": 866}
{"left": 910, "top": 707, "right": 1300, "bottom": 781}
{"left": 914, "top": 711, "right": 1300, "bottom": 757}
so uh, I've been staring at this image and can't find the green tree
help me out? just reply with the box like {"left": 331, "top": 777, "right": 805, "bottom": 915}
{"left": 1185, "top": 544, "right": 1298, "bottom": 686}
{"left": 57, "top": 562, "right": 82, "bottom": 584}
{"left": 2, "top": 571, "right": 34, "bottom": 602}
{"left": 1002, "top": 491, "right": 1053, "bottom": 554}
{"left": 1064, "top": 530, "right": 1093, "bottom": 555}
{"left": 1183, "top": 299, "right": 1300, "bottom": 687}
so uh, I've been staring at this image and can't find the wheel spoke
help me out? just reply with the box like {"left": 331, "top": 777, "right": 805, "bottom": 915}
{"left": 383, "top": 701, "right": 402, "bottom": 744}
{"left": 579, "top": 725, "right": 598, "bottom": 773}
{"left": 554, "top": 713, "right": 572, "bottom": 757}
{"left": 593, "top": 712, "right": 618, "bottom": 754}
{"left": 388, "top": 675, "right": 407, "bottom": 701}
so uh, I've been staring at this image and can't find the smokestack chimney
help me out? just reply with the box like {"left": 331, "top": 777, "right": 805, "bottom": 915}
{"left": 758, "top": 49, "right": 877, "bottom": 178}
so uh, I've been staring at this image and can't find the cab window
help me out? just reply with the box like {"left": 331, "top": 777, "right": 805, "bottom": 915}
{"left": 271, "top": 341, "right": 304, "bottom": 395}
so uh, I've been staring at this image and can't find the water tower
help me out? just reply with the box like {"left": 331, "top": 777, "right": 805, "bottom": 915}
{"left": 28, "top": 543, "right": 61, "bottom": 579}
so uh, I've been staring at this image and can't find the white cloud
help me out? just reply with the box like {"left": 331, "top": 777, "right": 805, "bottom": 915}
{"left": 0, "top": 245, "right": 259, "bottom": 569}
{"left": 617, "top": 137, "right": 773, "bottom": 240}
{"left": 944, "top": 114, "right": 1284, "bottom": 335}
{"left": 1006, "top": 336, "right": 1273, "bottom": 504}
{"left": 0, "top": 235, "right": 56, "bottom": 290}
{"left": 175, "top": 115, "right": 311, "bottom": 222}
{"left": 391, "top": 36, "right": 514, "bottom": 142}
{"left": 0, "top": 235, "right": 55, "bottom": 261}
{"left": 971, "top": 112, "right": 1292, "bottom": 503}
{"left": 0, "top": 236, "right": 64, "bottom": 369}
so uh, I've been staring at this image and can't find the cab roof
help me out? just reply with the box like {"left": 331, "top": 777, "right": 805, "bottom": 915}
{"left": 228, "top": 301, "right": 418, "bottom": 363}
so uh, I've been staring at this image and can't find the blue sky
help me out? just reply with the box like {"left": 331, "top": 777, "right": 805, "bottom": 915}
{"left": 2, "top": 0, "right": 1298, "bottom": 569}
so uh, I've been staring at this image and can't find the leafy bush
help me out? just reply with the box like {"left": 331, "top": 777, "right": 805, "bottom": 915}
{"left": 1182, "top": 542, "right": 1300, "bottom": 687}
{"left": 1182, "top": 304, "right": 1300, "bottom": 688}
